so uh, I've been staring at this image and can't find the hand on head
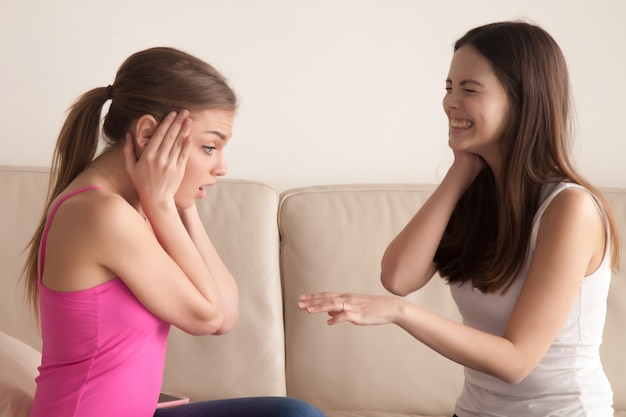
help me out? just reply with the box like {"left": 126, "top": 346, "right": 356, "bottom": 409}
{"left": 123, "top": 110, "right": 193, "bottom": 211}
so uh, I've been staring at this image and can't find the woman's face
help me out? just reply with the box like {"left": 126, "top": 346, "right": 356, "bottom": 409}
{"left": 174, "top": 108, "right": 234, "bottom": 208}
{"left": 442, "top": 45, "right": 510, "bottom": 166}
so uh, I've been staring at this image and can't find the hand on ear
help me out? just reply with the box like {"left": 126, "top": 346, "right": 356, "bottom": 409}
{"left": 123, "top": 111, "right": 193, "bottom": 203}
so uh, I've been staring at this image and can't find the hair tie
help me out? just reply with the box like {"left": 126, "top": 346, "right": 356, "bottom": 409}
{"left": 106, "top": 85, "right": 114, "bottom": 100}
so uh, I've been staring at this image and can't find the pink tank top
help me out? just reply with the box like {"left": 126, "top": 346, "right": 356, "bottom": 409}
{"left": 30, "top": 186, "right": 170, "bottom": 417}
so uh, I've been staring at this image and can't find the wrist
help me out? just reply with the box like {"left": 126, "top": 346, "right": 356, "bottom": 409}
{"left": 441, "top": 168, "right": 474, "bottom": 196}
{"left": 143, "top": 198, "right": 178, "bottom": 221}
{"left": 391, "top": 297, "right": 411, "bottom": 325}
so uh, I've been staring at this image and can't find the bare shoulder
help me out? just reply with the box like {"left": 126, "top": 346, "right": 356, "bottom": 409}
{"left": 48, "top": 186, "right": 152, "bottom": 266}
{"left": 51, "top": 187, "right": 143, "bottom": 234}
{"left": 542, "top": 187, "right": 603, "bottom": 228}
{"left": 538, "top": 186, "right": 605, "bottom": 274}
{"left": 43, "top": 187, "right": 149, "bottom": 290}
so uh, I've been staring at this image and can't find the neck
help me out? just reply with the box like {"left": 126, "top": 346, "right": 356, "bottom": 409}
{"left": 88, "top": 145, "right": 141, "bottom": 211}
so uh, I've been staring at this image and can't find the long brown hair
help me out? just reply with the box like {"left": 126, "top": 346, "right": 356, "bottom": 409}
{"left": 434, "top": 21, "right": 620, "bottom": 292}
{"left": 23, "top": 47, "right": 238, "bottom": 316}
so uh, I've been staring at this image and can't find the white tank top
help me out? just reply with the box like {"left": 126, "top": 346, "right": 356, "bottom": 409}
{"left": 450, "top": 182, "right": 614, "bottom": 417}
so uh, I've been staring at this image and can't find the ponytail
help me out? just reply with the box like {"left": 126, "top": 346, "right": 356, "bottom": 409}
{"left": 22, "top": 87, "right": 110, "bottom": 319}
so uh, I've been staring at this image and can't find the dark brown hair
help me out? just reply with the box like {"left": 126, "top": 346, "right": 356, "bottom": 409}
{"left": 23, "top": 47, "right": 238, "bottom": 314}
{"left": 434, "top": 21, "right": 620, "bottom": 292}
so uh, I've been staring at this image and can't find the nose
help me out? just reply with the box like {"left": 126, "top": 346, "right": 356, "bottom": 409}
{"left": 213, "top": 154, "right": 227, "bottom": 177}
{"left": 443, "top": 89, "right": 459, "bottom": 113}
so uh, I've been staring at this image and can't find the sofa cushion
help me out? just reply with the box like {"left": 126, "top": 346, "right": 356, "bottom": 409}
{"left": 0, "top": 330, "right": 40, "bottom": 417}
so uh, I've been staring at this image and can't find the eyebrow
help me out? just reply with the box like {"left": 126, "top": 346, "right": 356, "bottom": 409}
{"left": 445, "top": 79, "right": 485, "bottom": 87}
{"left": 206, "top": 130, "right": 226, "bottom": 140}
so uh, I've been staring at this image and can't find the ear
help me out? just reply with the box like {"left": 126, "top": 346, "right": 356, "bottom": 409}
{"left": 131, "top": 114, "right": 159, "bottom": 155}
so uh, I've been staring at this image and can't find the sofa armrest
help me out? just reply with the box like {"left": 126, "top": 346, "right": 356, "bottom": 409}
{"left": 0, "top": 330, "right": 41, "bottom": 417}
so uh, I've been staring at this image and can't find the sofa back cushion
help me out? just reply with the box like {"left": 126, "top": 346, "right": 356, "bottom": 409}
{"left": 163, "top": 178, "right": 287, "bottom": 400}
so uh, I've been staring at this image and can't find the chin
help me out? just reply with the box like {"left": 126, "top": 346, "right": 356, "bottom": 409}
{"left": 448, "top": 139, "right": 468, "bottom": 152}
{"left": 174, "top": 195, "right": 196, "bottom": 210}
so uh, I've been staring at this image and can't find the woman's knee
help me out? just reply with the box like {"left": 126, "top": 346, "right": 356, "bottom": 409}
{"left": 271, "top": 397, "right": 325, "bottom": 417}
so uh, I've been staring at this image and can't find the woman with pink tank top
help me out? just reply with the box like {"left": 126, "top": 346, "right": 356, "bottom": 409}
{"left": 298, "top": 22, "right": 620, "bottom": 416}
{"left": 23, "top": 47, "right": 324, "bottom": 417}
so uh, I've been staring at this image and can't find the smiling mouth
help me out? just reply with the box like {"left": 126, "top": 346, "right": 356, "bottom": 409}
{"left": 450, "top": 118, "right": 473, "bottom": 129}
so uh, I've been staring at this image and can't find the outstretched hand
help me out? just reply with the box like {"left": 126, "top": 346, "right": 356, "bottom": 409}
{"left": 123, "top": 111, "right": 192, "bottom": 211}
{"left": 298, "top": 292, "right": 404, "bottom": 326}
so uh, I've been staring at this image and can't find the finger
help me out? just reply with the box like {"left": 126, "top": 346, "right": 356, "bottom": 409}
{"left": 176, "top": 135, "right": 192, "bottom": 168}
{"left": 158, "top": 110, "right": 190, "bottom": 154}
{"left": 298, "top": 293, "right": 331, "bottom": 308}
{"left": 170, "top": 118, "right": 192, "bottom": 161}
{"left": 145, "top": 111, "right": 177, "bottom": 154}
{"left": 299, "top": 292, "right": 340, "bottom": 302}
{"left": 301, "top": 298, "right": 344, "bottom": 314}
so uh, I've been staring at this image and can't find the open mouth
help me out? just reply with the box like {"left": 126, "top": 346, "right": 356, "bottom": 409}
{"left": 450, "top": 118, "right": 473, "bottom": 129}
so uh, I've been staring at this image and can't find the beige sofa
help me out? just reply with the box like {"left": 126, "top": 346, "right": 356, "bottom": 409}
{"left": 1, "top": 165, "right": 624, "bottom": 417}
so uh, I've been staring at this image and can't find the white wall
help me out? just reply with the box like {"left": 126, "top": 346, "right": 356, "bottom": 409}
{"left": 1, "top": 0, "right": 624, "bottom": 191}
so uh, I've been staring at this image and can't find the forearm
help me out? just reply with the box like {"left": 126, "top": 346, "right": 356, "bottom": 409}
{"left": 146, "top": 201, "right": 225, "bottom": 326}
{"left": 301, "top": 291, "right": 530, "bottom": 383}
{"left": 178, "top": 205, "right": 239, "bottom": 333}
{"left": 381, "top": 167, "right": 473, "bottom": 295}
{"left": 394, "top": 299, "right": 530, "bottom": 384}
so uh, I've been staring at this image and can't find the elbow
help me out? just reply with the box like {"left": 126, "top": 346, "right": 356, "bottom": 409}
{"left": 485, "top": 339, "right": 541, "bottom": 385}
{"left": 184, "top": 307, "right": 226, "bottom": 336}
{"left": 501, "top": 372, "right": 529, "bottom": 386}
{"left": 380, "top": 253, "right": 430, "bottom": 296}
{"left": 381, "top": 258, "right": 409, "bottom": 296}
{"left": 211, "top": 308, "right": 239, "bottom": 335}
{"left": 381, "top": 271, "right": 412, "bottom": 296}
{"left": 380, "top": 265, "right": 426, "bottom": 296}
{"left": 212, "top": 291, "right": 240, "bottom": 335}
{"left": 497, "top": 361, "right": 534, "bottom": 385}
{"left": 192, "top": 301, "right": 241, "bottom": 336}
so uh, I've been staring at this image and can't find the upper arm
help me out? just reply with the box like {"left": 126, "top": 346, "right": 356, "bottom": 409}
{"left": 502, "top": 188, "right": 605, "bottom": 378}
